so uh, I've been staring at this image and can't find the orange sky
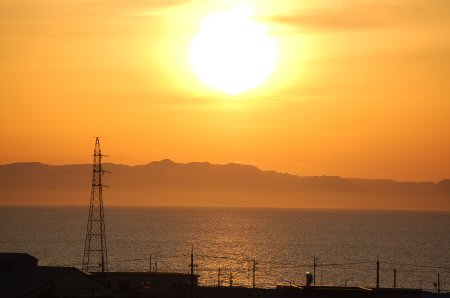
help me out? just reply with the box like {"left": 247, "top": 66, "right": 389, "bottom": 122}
{"left": 0, "top": 0, "right": 449, "bottom": 182}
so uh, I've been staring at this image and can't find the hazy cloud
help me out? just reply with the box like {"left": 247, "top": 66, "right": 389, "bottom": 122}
{"left": 93, "top": 0, "right": 191, "bottom": 7}
{"left": 0, "top": 0, "right": 192, "bottom": 20}
{"left": 271, "top": 13, "right": 380, "bottom": 31}
{"left": 269, "top": 0, "right": 450, "bottom": 32}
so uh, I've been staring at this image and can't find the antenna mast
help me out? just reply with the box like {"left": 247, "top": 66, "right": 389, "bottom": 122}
{"left": 82, "top": 137, "right": 108, "bottom": 272}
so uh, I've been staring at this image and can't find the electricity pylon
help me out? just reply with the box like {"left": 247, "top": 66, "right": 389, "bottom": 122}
{"left": 82, "top": 137, "right": 108, "bottom": 272}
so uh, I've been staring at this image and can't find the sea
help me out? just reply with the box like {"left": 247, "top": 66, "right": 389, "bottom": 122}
{"left": 1, "top": 207, "right": 449, "bottom": 291}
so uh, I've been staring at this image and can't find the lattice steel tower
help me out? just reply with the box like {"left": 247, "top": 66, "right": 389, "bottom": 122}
{"left": 82, "top": 137, "right": 108, "bottom": 272}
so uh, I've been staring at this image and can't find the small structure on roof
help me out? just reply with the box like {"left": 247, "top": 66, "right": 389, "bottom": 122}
{"left": 91, "top": 271, "right": 198, "bottom": 298}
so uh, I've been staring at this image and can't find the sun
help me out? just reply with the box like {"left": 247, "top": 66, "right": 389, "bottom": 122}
{"left": 189, "top": 7, "right": 278, "bottom": 96}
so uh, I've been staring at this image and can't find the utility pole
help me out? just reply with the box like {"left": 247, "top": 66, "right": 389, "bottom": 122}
{"left": 189, "top": 245, "right": 196, "bottom": 298}
{"left": 155, "top": 255, "right": 158, "bottom": 272}
{"left": 313, "top": 257, "right": 317, "bottom": 286}
{"left": 82, "top": 137, "right": 108, "bottom": 272}
{"left": 437, "top": 273, "right": 440, "bottom": 294}
{"left": 376, "top": 258, "right": 380, "bottom": 290}
{"left": 393, "top": 269, "right": 396, "bottom": 288}
{"left": 252, "top": 259, "right": 257, "bottom": 289}
{"left": 218, "top": 267, "right": 221, "bottom": 287}
{"left": 190, "top": 246, "right": 195, "bottom": 278}
{"left": 149, "top": 254, "right": 152, "bottom": 272}
{"left": 229, "top": 273, "right": 233, "bottom": 287}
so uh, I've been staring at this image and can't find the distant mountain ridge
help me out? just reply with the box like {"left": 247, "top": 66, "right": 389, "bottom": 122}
{"left": 0, "top": 160, "right": 449, "bottom": 211}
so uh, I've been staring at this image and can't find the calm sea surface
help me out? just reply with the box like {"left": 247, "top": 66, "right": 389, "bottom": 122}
{"left": 1, "top": 207, "right": 449, "bottom": 291}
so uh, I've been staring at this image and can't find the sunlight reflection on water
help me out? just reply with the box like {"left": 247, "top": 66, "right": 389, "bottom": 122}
{"left": 1, "top": 207, "right": 449, "bottom": 290}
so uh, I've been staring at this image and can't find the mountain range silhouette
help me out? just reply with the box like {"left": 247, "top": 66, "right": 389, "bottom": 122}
{"left": 0, "top": 160, "right": 449, "bottom": 210}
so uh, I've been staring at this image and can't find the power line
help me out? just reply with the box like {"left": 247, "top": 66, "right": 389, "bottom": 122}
{"left": 102, "top": 137, "right": 450, "bottom": 177}
{"left": 385, "top": 262, "right": 450, "bottom": 271}
{"left": 63, "top": 252, "right": 450, "bottom": 290}
{"left": 0, "top": 170, "right": 87, "bottom": 175}
{"left": 317, "top": 261, "right": 374, "bottom": 267}
{"left": 0, "top": 136, "right": 95, "bottom": 139}
{"left": 0, "top": 155, "right": 88, "bottom": 159}
{"left": 0, "top": 185, "right": 87, "bottom": 189}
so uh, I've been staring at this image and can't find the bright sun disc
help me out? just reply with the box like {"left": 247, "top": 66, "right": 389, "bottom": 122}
{"left": 189, "top": 7, "right": 278, "bottom": 95}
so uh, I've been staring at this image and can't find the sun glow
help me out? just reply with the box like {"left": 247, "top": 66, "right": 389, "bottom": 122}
{"left": 189, "top": 7, "right": 278, "bottom": 95}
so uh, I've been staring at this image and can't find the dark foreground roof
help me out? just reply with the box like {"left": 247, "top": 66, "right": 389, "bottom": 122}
{"left": 0, "top": 266, "right": 73, "bottom": 297}
{"left": 0, "top": 253, "right": 37, "bottom": 262}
